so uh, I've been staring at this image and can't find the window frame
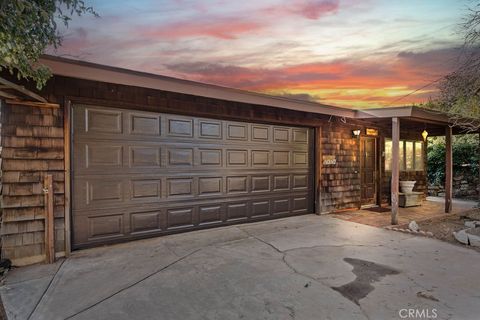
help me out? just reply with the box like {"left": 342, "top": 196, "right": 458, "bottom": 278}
{"left": 384, "top": 139, "right": 424, "bottom": 172}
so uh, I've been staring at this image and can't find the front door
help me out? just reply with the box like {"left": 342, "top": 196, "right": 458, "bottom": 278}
{"left": 360, "top": 136, "right": 378, "bottom": 207}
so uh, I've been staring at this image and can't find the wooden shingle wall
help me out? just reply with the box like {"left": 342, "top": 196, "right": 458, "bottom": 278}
{"left": 320, "top": 122, "right": 361, "bottom": 212}
{"left": 0, "top": 103, "right": 65, "bottom": 266}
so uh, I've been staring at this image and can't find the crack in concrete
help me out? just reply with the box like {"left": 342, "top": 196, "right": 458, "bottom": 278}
{"left": 27, "top": 259, "right": 66, "bottom": 320}
{"left": 64, "top": 249, "right": 201, "bottom": 320}
{"left": 283, "top": 243, "right": 383, "bottom": 253}
{"left": 407, "top": 275, "right": 455, "bottom": 313}
{"left": 236, "top": 225, "right": 385, "bottom": 252}
{"left": 240, "top": 228, "right": 371, "bottom": 320}
{"left": 162, "top": 241, "right": 182, "bottom": 258}
{"left": 1, "top": 274, "right": 52, "bottom": 287}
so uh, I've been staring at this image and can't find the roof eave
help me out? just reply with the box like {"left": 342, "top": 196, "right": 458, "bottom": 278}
{"left": 39, "top": 55, "right": 356, "bottom": 119}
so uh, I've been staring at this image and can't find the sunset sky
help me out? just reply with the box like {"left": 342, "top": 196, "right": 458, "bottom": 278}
{"left": 51, "top": 0, "right": 471, "bottom": 108}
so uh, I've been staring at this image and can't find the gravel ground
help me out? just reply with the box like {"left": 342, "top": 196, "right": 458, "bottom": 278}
{"left": 398, "top": 208, "right": 480, "bottom": 251}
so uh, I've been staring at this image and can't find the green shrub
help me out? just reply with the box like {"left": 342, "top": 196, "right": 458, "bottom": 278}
{"left": 427, "top": 134, "right": 479, "bottom": 186}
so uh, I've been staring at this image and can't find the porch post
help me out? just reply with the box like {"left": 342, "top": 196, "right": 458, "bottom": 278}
{"left": 315, "top": 126, "right": 322, "bottom": 214}
{"left": 445, "top": 126, "right": 453, "bottom": 213}
{"left": 391, "top": 117, "right": 400, "bottom": 225}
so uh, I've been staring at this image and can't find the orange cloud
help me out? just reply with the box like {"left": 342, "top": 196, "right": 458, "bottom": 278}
{"left": 165, "top": 47, "right": 459, "bottom": 108}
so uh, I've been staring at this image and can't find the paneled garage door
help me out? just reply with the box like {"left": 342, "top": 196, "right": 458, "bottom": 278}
{"left": 72, "top": 105, "right": 314, "bottom": 248}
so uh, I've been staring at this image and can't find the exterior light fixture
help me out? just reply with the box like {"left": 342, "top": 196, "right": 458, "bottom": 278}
{"left": 352, "top": 129, "right": 361, "bottom": 138}
{"left": 422, "top": 129, "right": 428, "bottom": 141}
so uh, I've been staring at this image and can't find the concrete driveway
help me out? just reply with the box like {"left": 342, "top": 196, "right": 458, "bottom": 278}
{"left": 2, "top": 215, "right": 480, "bottom": 320}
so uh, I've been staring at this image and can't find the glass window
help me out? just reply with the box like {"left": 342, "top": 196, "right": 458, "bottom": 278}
{"left": 405, "top": 141, "right": 414, "bottom": 170}
{"left": 384, "top": 139, "right": 424, "bottom": 172}
{"left": 385, "top": 140, "right": 392, "bottom": 171}
{"left": 415, "top": 142, "right": 424, "bottom": 170}
{"left": 399, "top": 141, "right": 405, "bottom": 170}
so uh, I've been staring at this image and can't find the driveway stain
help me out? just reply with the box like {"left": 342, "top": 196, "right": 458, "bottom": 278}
{"left": 332, "top": 258, "right": 400, "bottom": 305}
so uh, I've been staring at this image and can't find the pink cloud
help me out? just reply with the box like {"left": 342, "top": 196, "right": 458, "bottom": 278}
{"left": 262, "top": 0, "right": 339, "bottom": 20}
{"left": 294, "top": 0, "right": 339, "bottom": 20}
{"left": 138, "top": 19, "right": 263, "bottom": 40}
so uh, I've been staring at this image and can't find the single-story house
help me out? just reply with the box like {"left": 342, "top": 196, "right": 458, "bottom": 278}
{"left": 1, "top": 55, "right": 478, "bottom": 266}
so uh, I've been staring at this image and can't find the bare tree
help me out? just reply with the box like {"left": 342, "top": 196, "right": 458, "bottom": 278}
{"left": 434, "top": 2, "right": 480, "bottom": 132}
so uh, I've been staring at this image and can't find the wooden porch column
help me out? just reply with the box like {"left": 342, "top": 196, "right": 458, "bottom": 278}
{"left": 445, "top": 126, "right": 453, "bottom": 213}
{"left": 391, "top": 117, "right": 400, "bottom": 225}
{"left": 315, "top": 126, "right": 322, "bottom": 214}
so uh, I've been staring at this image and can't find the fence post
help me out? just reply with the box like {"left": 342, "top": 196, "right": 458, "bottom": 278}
{"left": 44, "top": 174, "right": 55, "bottom": 264}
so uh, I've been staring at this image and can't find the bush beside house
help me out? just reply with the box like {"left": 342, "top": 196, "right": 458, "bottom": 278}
{"left": 427, "top": 134, "right": 480, "bottom": 199}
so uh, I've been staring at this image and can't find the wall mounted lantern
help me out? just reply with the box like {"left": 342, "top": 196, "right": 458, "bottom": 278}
{"left": 421, "top": 129, "right": 428, "bottom": 141}
{"left": 352, "top": 129, "right": 361, "bottom": 138}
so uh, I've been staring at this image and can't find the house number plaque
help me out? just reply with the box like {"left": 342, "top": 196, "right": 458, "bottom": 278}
{"left": 323, "top": 155, "right": 337, "bottom": 165}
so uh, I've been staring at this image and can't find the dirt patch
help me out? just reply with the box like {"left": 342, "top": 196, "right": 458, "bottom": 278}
{"left": 331, "top": 258, "right": 400, "bottom": 305}
{"left": 398, "top": 208, "right": 480, "bottom": 251}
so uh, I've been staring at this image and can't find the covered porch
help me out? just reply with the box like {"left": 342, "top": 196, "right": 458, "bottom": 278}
{"left": 331, "top": 196, "right": 478, "bottom": 228}
{"left": 357, "top": 106, "right": 480, "bottom": 225}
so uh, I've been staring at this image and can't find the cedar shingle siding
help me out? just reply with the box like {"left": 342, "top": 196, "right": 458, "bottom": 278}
{"left": 320, "top": 123, "right": 361, "bottom": 212}
{"left": 1, "top": 103, "right": 65, "bottom": 265}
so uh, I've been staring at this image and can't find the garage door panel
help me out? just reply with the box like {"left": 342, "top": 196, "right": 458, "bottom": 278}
{"left": 198, "top": 205, "right": 223, "bottom": 225}
{"left": 198, "top": 148, "right": 222, "bottom": 166}
{"left": 128, "top": 112, "right": 161, "bottom": 136}
{"left": 251, "top": 201, "right": 270, "bottom": 218}
{"left": 273, "top": 127, "right": 290, "bottom": 142}
{"left": 167, "top": 207, "right": 195, "bottom": 229}
{"left": 227, "top": 202, "right": 248, "bottom": 221}
{"left": 75, "top": 144, "right": 309, "bottom": 174}
{"left": 226, "top": 149, "right": 248, "bottom": 166}
{"left": 226, "top": 176, "right": 248, "bottom": 194}
{"left": 167, "top": 178, "right": 194, "bottom": 197}
{"left": 72, "top": 194, "right": 311, "bottom": 247}
{"left": 73, "top": 104, "right": 314, "bottom": 248}
{"left": 130, "top": 210, "right": 162, "bottom": 234}
{"left": 251, "top": 125, "right": 270, "bottom": 141}
{"left": 251, "top": 176, "right": 270, "bottom": 192}
{"left": 74, "top": 178, "right": 125, "bottom": 210}
{"left": 273, "top": 151, "right": 290, "bottom": 166}
{"left": 86, "top": 108, "right": 123, "bottom": 134}
{"left": 74, "top": 173, "right": 311, "bottom": 211}
{"left": 129, "top": 146, "right": 162, "bottom": 167}
{"left": 131, "top": 179, "right": 162, "bottom": 200}
{"left": 251, "top": 150, "right": 270, "bottom": 166}
{"left": 85, "top": 143, "right": 123, "bottom": 169}
{"left": 272, "top": 198, "right": 290, "bottom": 215}
{"left": 167, "top": 147, "right": 194, "bottom": 166}
{"left": 226, "top": 123, "right": 248, "bottom": 140}
{"left": 199, "top": 120, "right": 222, "bottom": 139}
{"left": 292, "top": 128, "right": 308, "bottom": 142}
{"left": 166, "top": 116, "right": 194, "bottom": 137}
{"left": 293, "top": 197, "right": 309, "bottom": 212}
{"left": 198, "top": 177, "right": 223, "bottom": 196}
{"left": 73, "top": 214, "right": 126, "bottom": 245}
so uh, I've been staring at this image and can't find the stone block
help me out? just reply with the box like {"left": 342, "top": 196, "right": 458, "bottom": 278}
{"left": 453, "top": 230, "right": 469, "bottom": 245}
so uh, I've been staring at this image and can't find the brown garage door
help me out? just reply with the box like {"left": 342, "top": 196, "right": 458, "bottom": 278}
{"left": 72, "top": 104, "right": 314, "bottom": 248}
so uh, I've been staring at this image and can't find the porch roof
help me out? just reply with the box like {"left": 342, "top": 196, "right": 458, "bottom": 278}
{"left": 356, "top": 106, "right": 480, "bottom": 136}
